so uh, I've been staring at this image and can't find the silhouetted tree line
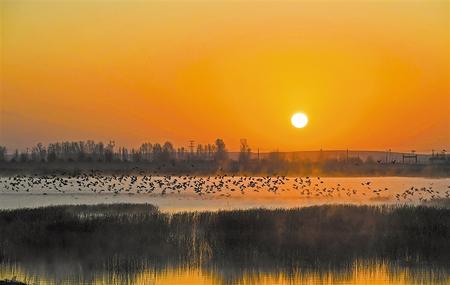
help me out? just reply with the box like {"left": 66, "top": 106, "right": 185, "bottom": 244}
{"left": 0, "top": 139, "right": 228, "bottom": 164}
{"left": 0, "top": 141, "right": 448, "bottom": 176}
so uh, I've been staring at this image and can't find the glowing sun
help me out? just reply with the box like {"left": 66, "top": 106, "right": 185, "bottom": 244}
{"left": 291, "top": 113, "right": 308, "bottom": 128}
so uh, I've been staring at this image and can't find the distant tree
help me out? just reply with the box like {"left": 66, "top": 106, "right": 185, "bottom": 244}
{"left": 20, "top": 150, "right": 28, "bottom": 162}
{"left": 36, "top": 143, "right": 46, "bottom": 162}
{"left": 214, "top": 138, "right": 228, "bottom": 162}
{"left": 120, "top": 147, "right": 129, "bottom": 161}
{"left": 162, "top": 141, "right": 175, "bottom": 162}
{"left": 31, "top": 146, "right": 38, "bottom": 161}
{"left": 152, "top": 143, "right": 163, "bottom": 162}
{"left": 207, "top": 144, "right": 215, "bottom": 160}
{"left": 131, "top": 148, "right": 141, "bottom": 162}
{"left": 86, "top": 140, "right": 95, "bottom": 160}
{"left": 78, "top": 141, "right": 86, "bottom": 161}
{"left": 11, "top": 149, "right": 19, "bottom": 162}
{"left": 177, "top": 147, "right": 186, "bottom": 160}
{"left": 239, "top": 139, "right": 251, "bottom": 165}
{"left": 139, "top": 143, "right": 153, "bottom": 161}
{"left": 0, "top": 146, "right": 6, "bottom": 161}
{"left": 196, "top": 144, "right": 204, "bottom": 160}
{"left": 95, "top": 142, "right": 105, "bottom": 161}
{"left": 105, "top": 141, "right": 115, "bottom": 162}
{"left": 47, "top": 144, "right": 57, "bottom": 162}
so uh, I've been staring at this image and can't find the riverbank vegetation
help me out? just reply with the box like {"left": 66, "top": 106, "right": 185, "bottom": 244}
{"left": 1, "top": 203, "right": 449, "bottom": 271}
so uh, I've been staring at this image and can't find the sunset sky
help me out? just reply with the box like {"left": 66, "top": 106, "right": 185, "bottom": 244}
{"left": 1, "top": 0, "right": 449, "bottom": 152}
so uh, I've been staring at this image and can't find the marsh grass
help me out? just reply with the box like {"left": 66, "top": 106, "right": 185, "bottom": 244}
{"left": 0, "top": 204, "right": 448, "bottom": 275}
{"left": 422, "top": 198, "right": 450, "bottom": 209}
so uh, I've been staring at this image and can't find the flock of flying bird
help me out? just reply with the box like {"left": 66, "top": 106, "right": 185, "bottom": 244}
{"left": 1, "top": 171, "right": 449, "bottom": 203}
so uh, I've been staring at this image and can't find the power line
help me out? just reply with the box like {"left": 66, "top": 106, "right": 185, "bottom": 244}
{"left": 189, "top": 140, "right": 195, "bottom": 155}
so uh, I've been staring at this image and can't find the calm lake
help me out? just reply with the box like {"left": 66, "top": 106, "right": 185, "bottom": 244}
{"left": 0, "top": 176, "right": 449, "bottom": 212}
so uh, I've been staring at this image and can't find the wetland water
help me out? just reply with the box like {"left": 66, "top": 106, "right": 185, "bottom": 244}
{"left": 0, "top": 176, "right": 449, "bottom": 284}
{"left": 0, "top": 176, "right": 449, "bottom": 211}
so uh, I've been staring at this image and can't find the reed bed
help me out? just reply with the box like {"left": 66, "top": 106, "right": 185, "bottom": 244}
{"left": 0, "top": 204, "right": 448, "bottom": 272}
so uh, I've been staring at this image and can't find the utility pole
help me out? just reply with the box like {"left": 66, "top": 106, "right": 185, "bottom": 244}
{"left": 189, "top": 140, "right": 195, "bottom": 159}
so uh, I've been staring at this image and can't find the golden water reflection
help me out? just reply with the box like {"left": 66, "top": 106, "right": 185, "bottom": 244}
{"left": 1, "top": 261, "right": 448, "bottom": 285}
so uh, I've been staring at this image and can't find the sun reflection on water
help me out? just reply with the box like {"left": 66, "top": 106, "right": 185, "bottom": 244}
{"left": 1, "top": 260, "right": 448, "bottom": 285}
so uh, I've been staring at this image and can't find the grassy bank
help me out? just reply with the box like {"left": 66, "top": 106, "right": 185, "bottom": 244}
{"left": 0, "top": 203, "right": 449, "bottom": 272}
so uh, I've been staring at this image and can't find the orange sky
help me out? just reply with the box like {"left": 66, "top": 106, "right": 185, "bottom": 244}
{"left": 0, "top": 0, "right": 449, "bottom": 152}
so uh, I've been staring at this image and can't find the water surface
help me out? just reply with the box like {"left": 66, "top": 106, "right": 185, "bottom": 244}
{"left": 0, "top": 176, "right": 449, "bottom": 211}
{"left": 1, "top": 260, "right": 448, "bottom": 285}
